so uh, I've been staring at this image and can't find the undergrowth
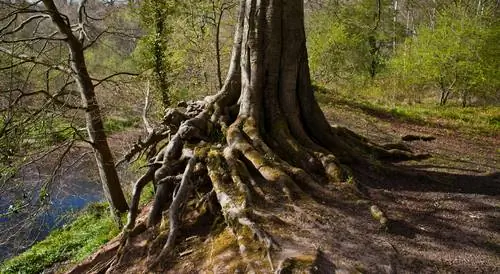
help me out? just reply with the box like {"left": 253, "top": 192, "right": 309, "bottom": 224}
{"left": 0, "top": 203, "right": 119, "bottom": 274}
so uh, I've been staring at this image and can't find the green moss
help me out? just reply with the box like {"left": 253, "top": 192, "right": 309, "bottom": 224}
{"left": 210, "top": 229, "right": 238, "bottom": 256}
{"left": 0, "top": 203, "right": 120, "bottom": 274}
{"left": 279, "top": 255, "right": 316, "bottom": 273}
{"left": 194, "top": 146, "right": 210, "bottom": 158}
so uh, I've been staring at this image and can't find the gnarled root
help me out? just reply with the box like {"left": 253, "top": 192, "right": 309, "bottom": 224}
{"left": 149, "top": 156, "right": 197, "bottom": 268}
{"left": 107, "top": 95, "right": 428, "bottom": 273}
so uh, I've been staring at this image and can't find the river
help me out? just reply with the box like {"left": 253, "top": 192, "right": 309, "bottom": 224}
{"left": 0, "top": 162, "right": 105, "bottom": 262}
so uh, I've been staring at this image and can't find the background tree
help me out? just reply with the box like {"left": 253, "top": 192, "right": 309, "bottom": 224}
{"left": 204, "top": 0, "right": 238, "bottom": 89}
{"left": 306, "top": 0, "right": 499, "bottom": 106}
{"left": 389, "top": 2, "right": 499, "bottom": 105}
{"left": 0, "top": 0, "right": 135, "bottom": 216}
{"left": 132, "top": 0, "right": 237, "bottom": 113}
{"left": 134, "top": 0, "right": 174, "bottom": 109}
{"left": 307, "top": 0, "right": 404, "bottom": 84}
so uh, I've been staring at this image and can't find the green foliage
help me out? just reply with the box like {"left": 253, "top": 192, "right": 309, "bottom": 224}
{"left": 307, "top": 1, "right": 498, "bottom": 106}
{"left": 131, "top": 0, "right": 237, "bottom": 108}
{"left": 307, "top": 0, "right": 401, "bottom": 84}
{"left": 0, "top": 203, "right": 119, "bottom": 274}
{"left": 389, "top": 5, "right": 499, "bottom": 105}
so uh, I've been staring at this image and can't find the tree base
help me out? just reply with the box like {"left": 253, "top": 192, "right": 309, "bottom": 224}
{"left": 96, "top": 95, "right": 426, "bottom": 273}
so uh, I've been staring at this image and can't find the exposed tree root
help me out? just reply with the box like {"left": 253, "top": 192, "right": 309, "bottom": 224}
{"left": 103, "top": 96, "right": 427, "bottom": 273}
{"left": 149, "top": 156, "right": 197, "bottom": 268}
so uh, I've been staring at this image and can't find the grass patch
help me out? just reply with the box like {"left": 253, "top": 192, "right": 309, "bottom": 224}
{"left": 383, "top": 104, "right": 499, "bottom": 135}
{"left": 0, "top": 203, "right": 120, "bottom": 274}
{"left": 105, "top": 116, "right": 140, "bottom": 133}
{"left": 316, "top": 89, "right": 499, "bottom": 136}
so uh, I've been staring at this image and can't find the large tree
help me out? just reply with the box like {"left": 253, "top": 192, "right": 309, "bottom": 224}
{"left": 105, "top": 0, "right": 423, "bottom": 272}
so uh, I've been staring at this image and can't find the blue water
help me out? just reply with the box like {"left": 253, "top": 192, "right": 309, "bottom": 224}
{"left": 0, "top": 177, "right": 104, "bottom": 262}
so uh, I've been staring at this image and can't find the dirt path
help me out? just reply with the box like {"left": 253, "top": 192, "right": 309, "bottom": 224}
{"left": 324, "top": 100, "right": 500, "bottom": 272}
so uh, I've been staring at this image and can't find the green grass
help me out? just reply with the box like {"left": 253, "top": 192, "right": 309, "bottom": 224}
{"left": 380, "top": 104, "right": 499, "bottom": 135}
{"left": 316, "top": 88, "right": 499, "bottom": 136}
{"left": 0, "top": 203, "right": 120, "bottom": 274}
{"left": 104, "top": 116, "right": 140, "bottom": 134}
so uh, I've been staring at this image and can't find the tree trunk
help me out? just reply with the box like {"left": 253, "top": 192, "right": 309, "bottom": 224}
{"left": 213, "top": 2, "right": 224, "bottom": 90}
{"left": 106, "top": 0, "right": 424, "bottom": 271}
{"left": 393, "top": 0, "right": 398, "bottom": 53}
{"left": 461, "top": 90, "right": 468, "bottom": 107}
{"left": 439, "top": 81, "right": 450, "bottom": 105}
{"left": 153, "top": 0, "right": 170, "bottom": 108}
{"left": 42, "top": 0, "right": 129, "bottom": 213}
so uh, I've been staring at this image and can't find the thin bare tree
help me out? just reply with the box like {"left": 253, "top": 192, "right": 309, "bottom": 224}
{"left": 0, "top": 0, "right": 136, "bottom": 214}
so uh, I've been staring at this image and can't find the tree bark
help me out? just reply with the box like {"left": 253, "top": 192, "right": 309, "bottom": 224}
{"left": 212, "top": 0, "right": 224, "bottom": 90}
{"left": 42, "top": 0, "right": 129, "bottom": 213}
{"left": 107, "top": 0, "right": 424, "bottom": 271}
{"left": 153, "top": 0, "right": 170, "bottom": 108}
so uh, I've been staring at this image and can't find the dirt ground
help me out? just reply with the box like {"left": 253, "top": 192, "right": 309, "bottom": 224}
{"left": 323, "top": 100, "right": 499, "bottom": 273}
{"left": 66, "top": 101, "right": 499, "bottom": 274}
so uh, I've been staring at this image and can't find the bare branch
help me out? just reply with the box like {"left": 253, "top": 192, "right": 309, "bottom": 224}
{"left": 0, "top": 60, "right": 30, "bottom": 71}
{"left": 142, "top": 81, "right": 153, "bottom": 134}
{"left": 0, "top": 1, "right": 44, "bottom": 23}
{"left": 18, "top": 139, "right": 74, "bottom": 169}
{"left": 0, "top": 13, "right": 19, "bottom": 34}
{"left": 77, "top": 0, "right": 89, "bottom": 43}
{"left": 83, "top": 7, "right": 105, "bottom": 22}
{"left": 0, "top": 32, "right": 65, "bottom": 43}
{"left": 69, "top": 125, "right": 94, "bottom": 145}
{"left": 82, "top": 27, "right": 108, "bottom": 50}
{"left": 92, "top": 72, "right": 139, "bottom": 87}
{"left": 0, "top": 14, "right": 50, "bottom": 37}
{"left": 46, "top": 139, "right": 75, "bottom": 187}
{"left": 0, "top": 46, "right": 72, "bottom": 74}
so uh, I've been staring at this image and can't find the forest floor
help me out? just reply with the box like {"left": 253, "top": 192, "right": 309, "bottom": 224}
{"left": 66, "top": 99, "right": 499, "bottom": 274}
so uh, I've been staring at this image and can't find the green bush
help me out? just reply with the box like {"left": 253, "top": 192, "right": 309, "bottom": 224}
{"left": 389, "top": 5, "right": 499, "bottom": 106}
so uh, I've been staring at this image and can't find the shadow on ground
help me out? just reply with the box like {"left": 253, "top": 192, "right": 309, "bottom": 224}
{"left": 349, "top": 157, "right": 500, "bottom": 272}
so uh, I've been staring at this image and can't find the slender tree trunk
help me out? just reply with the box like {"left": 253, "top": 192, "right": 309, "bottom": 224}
{"left": 430, "top": 0, "right": 436, "bottom": 30}
{"left": 439, "top": 81, "right": 448, "bottom": 105}
{"left": 215, "top": 15, "right": 223, "bottom": 90}
{"left": 43, "top": 0, "right": 129, "bottom": 213}
{"left": 213, "top": 2, "right": 224, "bottom": 90}
{"left": 369, "top": 0, "right": 382, "bottom": 79}
{"left": 462, "top": 90, "right": 468, "bottom": 107}
{"left": 153, "top": 0, "right": 170, "bottom": 108}
{"left": 393, "top": 0, "right": 398, "bottom": 52}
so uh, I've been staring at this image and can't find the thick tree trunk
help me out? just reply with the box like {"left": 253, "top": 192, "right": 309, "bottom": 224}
{"left": 43, "top": 0, "right": 129, "bottom": 213}
{"left": 105, "top": 0, "right": 423, "bottom": 272}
